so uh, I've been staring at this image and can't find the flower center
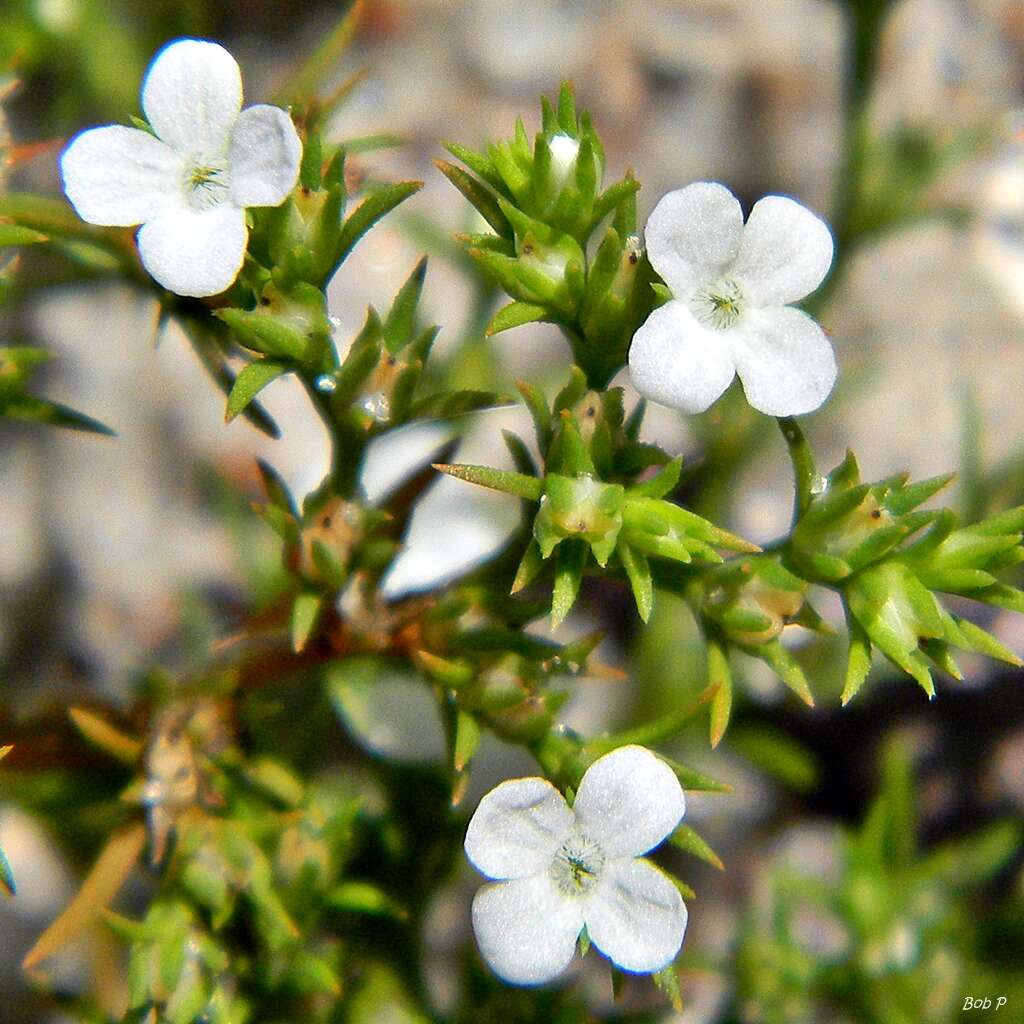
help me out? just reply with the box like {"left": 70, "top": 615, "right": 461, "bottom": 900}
{"left": 691, "top": 278, "right": 743, "bottom": 330}
{"left": 550, "top": 829, "right": 606, "bottom": 896}
{"left": 182, "top": 157, "right": 230, "bottom": 210}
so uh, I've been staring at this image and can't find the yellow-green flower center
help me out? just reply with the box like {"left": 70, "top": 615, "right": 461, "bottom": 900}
{"left": 550, "top": 829, "right": 605, "bottom": 896}
{"left": 183, "top": 158, "right": 230, "bottom": 210}
{"left": 692, "top": 278, "right": 743, "bottom": 330}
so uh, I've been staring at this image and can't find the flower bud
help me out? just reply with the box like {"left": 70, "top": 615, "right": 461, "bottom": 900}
{"left": 534, "top": 474, "right": 624, "bottom": 566}
{"left": 703, "top": 557, "right": 807, "bottom": 646}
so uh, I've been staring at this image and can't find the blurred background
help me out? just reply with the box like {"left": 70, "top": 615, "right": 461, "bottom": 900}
{"left": 2, "top": 0, "right": 1024, "bottom": 1021}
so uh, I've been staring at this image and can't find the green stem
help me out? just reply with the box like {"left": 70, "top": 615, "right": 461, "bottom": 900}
{"left": 777, "top": 416, "right": 819, "bottom": 524}
{"left": 299, "top": 372, "right": 364, "bottom": 497}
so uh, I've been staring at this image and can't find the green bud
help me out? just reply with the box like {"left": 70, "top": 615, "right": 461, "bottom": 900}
{"left": 534, "top": 474, "right": 624, "bottom": 566}
{"left": 702, "top": 556, "right": 807, "bottom": 646}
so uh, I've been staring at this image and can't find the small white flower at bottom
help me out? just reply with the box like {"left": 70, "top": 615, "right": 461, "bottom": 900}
{"left": 629, "top": 181, "right": 837, "bottom": 417}
{"left": 61, "top": 38, "right": 301, "bottom": 297}
{"left": 464, "top": 744, "right": 687, "bottom": 985}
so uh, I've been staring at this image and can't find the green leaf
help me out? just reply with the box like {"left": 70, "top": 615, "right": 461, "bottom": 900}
{"left": 453, "top": 710, "right": 481, "bottom": 773}
{"left": 383, "top": 257, "right": 427, "bottom": 351}
{"left": 741, "top": 638, "right": 815, "bottom": 707}
{"left": 225, "top": 360, "right": 290, "bottom": 421}
{"left": 842, "top": 613, "right": 873, "bottom": 705}
{"left": 435, "top": 160, "right": 511, "bottom": 236}
{"left": 668, "top": 825, "right": 725, "bottom": 871}
{"left": 486, "top": 300, "right": 548, "bottom": 336}
{"left": 0, "top": 845, "right": 14, "bottom": 897}
{"left": 409, "top": 389, "right": 513, "bottom": 420}
{"left": 344, "top": 132, "right": 404, "bottom": 154}
{"left": 551, "top": 540, "right": 587, "bottom": 627}
{"left": 884, "top": 472, "right": 955, "bottom": 515}
{"left": 328, "top": 881, "right": 407, "bottom": 920}
{"left": 707, "top": 639, "right": 732, "bottom": 748}
{"left": 216, "top": 308, "right": 309, "bottom": 361}
{"left": 68, "top": 707, "right": 141, "bottom": 766}
{"left": 177, "top": 315, "right": 280, "bottom": 438}
{"left": 652, "top": 964, "right": 683, "bottom": 1012}
{"left": 630, "top": 456, "right": 682, "bottom": 499}
{"left": 618, "top": 541, "right": 653, "bottom": 622}
{"left": 656, "top": 753, "right": 732, "bottom": 793}
{"left": 0, "top": 396, "right": 115, "bottom": 435}
{"left": 332, "top": 181, "right": 424, "bottom": 274}
{"left": 0, "top": 223, "right": 48, "bottom": 247}
{"left": 502, "top": 429, "right": 538, "bottom": 477}
{"left": 729, "top": 725, "right": 819, "bottom": 793}
{"left": 433, "top": 462, "right": 542, "bottom": 500}
{"left": 291, "top": 591, "right": 325, "bottom": 653}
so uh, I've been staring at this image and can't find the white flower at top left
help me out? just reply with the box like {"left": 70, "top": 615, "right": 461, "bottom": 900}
{"left": 61, "top": 38, "right": 302, "bottom": 297}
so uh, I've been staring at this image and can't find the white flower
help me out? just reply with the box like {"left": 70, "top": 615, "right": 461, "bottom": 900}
{"left": 629, "top": 181, "right": 836, "bottom": 417}
{"left": 61, "top": 38, "right": 301, "bottom": 297}
{"left": 464, "top": 744, "right": 687, "bottom": 985}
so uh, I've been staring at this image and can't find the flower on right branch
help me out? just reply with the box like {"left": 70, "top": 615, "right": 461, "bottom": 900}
{"left": 629, "top": 181, "right": 836, "bottom": 417}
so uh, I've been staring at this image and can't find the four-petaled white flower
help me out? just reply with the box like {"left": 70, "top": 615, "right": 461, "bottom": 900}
{"left": 61, "top": 38, "right": 302, "bottom": 297}
{"left": 464, "top": 744, "right": 687, "bottom": 985}
{"left": 629, "top": 181, "right": 837, "bottom": 417}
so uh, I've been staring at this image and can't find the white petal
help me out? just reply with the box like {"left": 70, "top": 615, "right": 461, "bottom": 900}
{"left": 137, "top": 203, "right": 246, "bottom": 297}
{"left": 733, "top": 306, "right": 838, "bottom": 416}
{"left": 229, "top": 105, "right": 302, "bottom": 208}
{"left": 142, "top": 39, "right": 242, "bottom": 156}
{"left": 61, "top": 126, "right": 179, "bottom": 227}
{"left": 584, "top": 858, "right": 687, "bottom": 974}
{"left": 644, "top": 182, "right": 743, "bottom": 298}
{"left": 465, "top": 777, "right": 574, "bottom": 880}
{"left": 628, "top": 301, "right": 736, "bottom": 414}
{"left": 572, "top": 745, "right": 685, "bottom": 859}
{"left": 733, "top": 195, "right": 833, "bottom": 307}
{"left": 472, "top": 875, "right": 583, "bottom": 985}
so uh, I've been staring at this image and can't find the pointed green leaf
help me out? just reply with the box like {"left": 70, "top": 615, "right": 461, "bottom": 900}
{"left": 226, "top": 360, "right": 290, "bottom": 421}
{"left": 433, "top": 462, "right": 542, "bottom": 500}
{"left": 486, "top": 300, "right": 548, "bottom": 336}
{"left": 291, "top": 591, "right": 325, "bottom": 653}
{"left": 551, "top": 540, "right": 587, "bottom": 627}
{"left": 618, "top": 541, "right": 653, "bottom": 622}
{"left": 669, "top": 824, "right": 725, "bottom": 870}
{"left": 332, "top": 181, "right": 423, "bottom": 273}
{"left": 652, "top": 964, "right": 683, "bottom": 1012}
